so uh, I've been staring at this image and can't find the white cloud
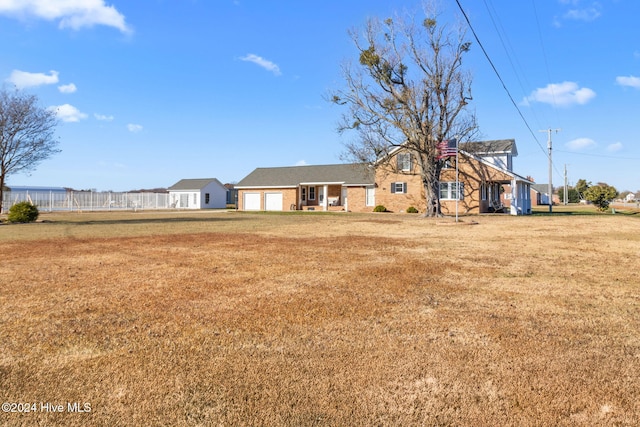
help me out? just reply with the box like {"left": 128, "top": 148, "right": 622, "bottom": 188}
{"left": 240, "top": 54, "right": 282, "bottom": 76}
{"left": 58, "top": 83, "right": 77, "bottom": 93}
{"left": 558, "top": 0, "right": 601, "bottom": 22}
{"left": 607, "top": 142, "right": 623, "bottom": 152}
{"left": 616, "top": 75, "right": 640, "bottom": 89}
{"left": 94, "top": 113, "right": 114, "bottom": 121}
{"left": 564, "top": 7, "right": 601, "bottom": 22}
{"left": 524, "top": 81, "right": 595, "bottom": 107}
{"left": 565, "top": 137, "right": 596, "bottom": 151}
{"left": 294, "top": 160, "right": 308, "bottom": 166}
{"left": 6, "top": 69, "right": 59, "bottom": 88}
{"left": 127, "top": 123, "right": 143, "bottom": 133}
{"left": 48, "top": 103, "right": 88, "bottom": 122}
{"left": 0, "top": 0, "right": 131, "bottom": 34}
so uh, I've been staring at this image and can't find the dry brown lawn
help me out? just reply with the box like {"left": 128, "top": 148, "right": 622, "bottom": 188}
{"left": 1, "top": 210, "right": 639, "bottom": 426}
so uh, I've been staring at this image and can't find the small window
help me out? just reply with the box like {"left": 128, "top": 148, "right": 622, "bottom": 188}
{"left": 205, "top": 193, "right": 210, "bottom": 204}
{"left": 301, "top": 187, "right": 306, "bottom": 202}
{"left": 309, "top": 186, "right": 316, "bottom": 200}
{"left": 390, "top": 182, "right": 407, "bottom": 194}
{"left": 397, "top": 153, "right": 412, "bottom": 171}
{"left": 439, "top": 182, "right": 464, "bottom": 200}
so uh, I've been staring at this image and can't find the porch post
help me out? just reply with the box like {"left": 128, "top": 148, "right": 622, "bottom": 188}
{"left": 510, "top": 179, "right": 518, "bottom": 215}
{"left": 323, "top": 184, "right": 328, "bottom": 211}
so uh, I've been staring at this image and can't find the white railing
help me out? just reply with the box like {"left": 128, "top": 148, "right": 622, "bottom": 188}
{"left": 2, "top": 191, "right": 171, "bottom": 212}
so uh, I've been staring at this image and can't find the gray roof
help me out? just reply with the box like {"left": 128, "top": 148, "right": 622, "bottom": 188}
{"left": 531, "top": 184, "right": 551, "bottom": 194}
{"left": 168, "top": 178, "right": 224, "bottom": 191}
{"left": 461, "top": 139, "right": 517, "bottom": 156}
{"left": 236, "top": 163, "right": 375, "bottom": 187}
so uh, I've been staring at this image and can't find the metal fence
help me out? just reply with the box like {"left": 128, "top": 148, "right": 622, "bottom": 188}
{"left": 2, "top": 191, "right": 171, "bottom": 212}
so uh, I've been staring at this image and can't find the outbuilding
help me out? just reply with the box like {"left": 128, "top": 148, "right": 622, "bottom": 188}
{"left": 168, "top": 178, "right": 227, "bottom": 209}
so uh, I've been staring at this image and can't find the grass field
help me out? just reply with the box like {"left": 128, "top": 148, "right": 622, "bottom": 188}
{"left": 1, "top": 209, "right": 639, "bottom": 426}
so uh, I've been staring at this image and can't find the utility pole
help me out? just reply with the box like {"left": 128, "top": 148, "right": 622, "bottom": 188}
{"left": 564, "top": 164, "right": 568, "bottom": 205}
{"left": 540, "top": 128, "right": 561, "bottom": 213}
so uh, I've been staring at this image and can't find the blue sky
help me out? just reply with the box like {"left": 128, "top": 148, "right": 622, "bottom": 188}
{"left": 1, "top": 0, "right": 638, "bottom": 192}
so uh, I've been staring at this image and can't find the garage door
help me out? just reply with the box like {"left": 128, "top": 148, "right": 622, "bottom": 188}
{"left": 243, "top": 192, "right": 261, "bottom": 210}
{"left": 264, "top": 192, "right": 283, "bottom": 211}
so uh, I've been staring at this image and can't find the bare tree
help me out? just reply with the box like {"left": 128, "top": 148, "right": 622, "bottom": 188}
{"left": 331, "top": 6, "right": 477, "bottom": 217}
{"left": 0, "top": 88, "right": 60, "bottom": 213}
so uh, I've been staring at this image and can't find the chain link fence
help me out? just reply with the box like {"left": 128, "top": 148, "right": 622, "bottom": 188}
{"left": 2, "top": 190, "right": 171, "bottom": 212}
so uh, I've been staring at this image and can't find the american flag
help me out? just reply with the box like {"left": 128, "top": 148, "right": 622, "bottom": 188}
{"left": 437, "top": 138, "right": 457, "bottom": 160}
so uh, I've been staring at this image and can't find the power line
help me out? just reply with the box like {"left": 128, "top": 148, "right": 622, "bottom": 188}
{"left": 482, "top": 0, "right": 546, "bottom": 130}
{"left": 454, "top": 0, "right": 547, "bottom": 158}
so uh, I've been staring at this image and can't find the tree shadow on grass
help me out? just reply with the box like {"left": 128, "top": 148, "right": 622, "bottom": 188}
{"left": 46, "top": 215, "right": 250, "bottom": 226}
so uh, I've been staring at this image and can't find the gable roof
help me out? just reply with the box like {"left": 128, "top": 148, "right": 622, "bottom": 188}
{"left": 236, "top": 163, "right": 374, "bottom": 188}
{"left": 168, "top": 178, "right": 224, "bottom": 191}
{"left": 461, "top": 139, "right": 517, "bottom": 156}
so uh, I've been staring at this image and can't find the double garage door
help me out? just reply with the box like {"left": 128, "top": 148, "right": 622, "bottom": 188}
{"left": 243, "top": 192, "right": 282, "bottom": 211}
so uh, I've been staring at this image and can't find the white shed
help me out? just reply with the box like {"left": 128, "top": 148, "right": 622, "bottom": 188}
{"left": 168, "top": 178, "right": 227, "bottom": 209}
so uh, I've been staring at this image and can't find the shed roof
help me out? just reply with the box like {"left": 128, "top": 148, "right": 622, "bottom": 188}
{"left": 236, "top": 163, "right": 374, "bottom": 188}
{"left": 168, "top": 178, "right": 224, "bottom": 191}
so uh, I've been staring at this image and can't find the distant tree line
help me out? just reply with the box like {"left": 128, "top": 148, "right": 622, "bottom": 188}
{"left": 557, "top": 179, "right": 619, "bottom": 211}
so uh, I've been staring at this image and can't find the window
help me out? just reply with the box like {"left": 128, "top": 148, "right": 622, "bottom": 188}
{"left": 390, "top": 182, "right": 407, "bottom": 194}
{"left": 480, "top": 184, "right": 487, "bottom": 201}
{"left": 397, "top": 153, "right": 412, "bottom": 171}
{"left": 193, "top": 193, "right": 197, "bottom": 204}
{"left": 439, "top": 182, "right": 464, "bottom": 200}
{"left": 309, "top": 186, "right": 315, "bottom": 200}
{"left": 205, "top": 193, "right": 210, "bottom": 204}
{"left": 301, "top": 187, "right": 306, "bottom": 202}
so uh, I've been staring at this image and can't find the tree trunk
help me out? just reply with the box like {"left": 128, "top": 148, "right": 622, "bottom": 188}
{"left": 421, "top": 159, "right": 442, "bottom": 217}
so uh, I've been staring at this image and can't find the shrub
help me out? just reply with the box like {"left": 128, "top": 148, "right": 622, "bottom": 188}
{"left": 8, "top": 202, "right": 39, "bottom": 223}
{"left": 406, "top": 206, "right": 419, "bottom": 213}
{"left": 373, "top": 205, "right": 387, "bottom": 213}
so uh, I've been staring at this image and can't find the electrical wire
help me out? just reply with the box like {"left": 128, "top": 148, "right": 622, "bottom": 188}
{"left": 454, "top": 0, "right": 547, "bottom": 158}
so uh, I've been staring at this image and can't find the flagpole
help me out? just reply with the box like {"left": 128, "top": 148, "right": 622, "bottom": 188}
{"left": 455, "top": 139, "right": 459, "bottom": 223}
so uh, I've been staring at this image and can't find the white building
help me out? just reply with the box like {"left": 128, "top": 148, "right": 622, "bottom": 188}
{"left": 168, "top": 178, "right": 227, "bottom": 209}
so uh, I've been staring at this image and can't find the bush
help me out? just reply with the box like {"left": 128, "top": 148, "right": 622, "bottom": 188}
{"left": 8, "top": 202, "right": 39, "bottom": 223}
{"left": 406, "top": 206, "right": 419, "bottom": 213}
{"left": 373, "top": 205, "right": 387, "bottom": 213}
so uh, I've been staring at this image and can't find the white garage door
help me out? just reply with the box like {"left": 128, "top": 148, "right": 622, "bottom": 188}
{"left": 264, "top": 192, "right": 283, "bottom": 211}
{"left": 243, "top": 192, "right": 261, "bottom": 210}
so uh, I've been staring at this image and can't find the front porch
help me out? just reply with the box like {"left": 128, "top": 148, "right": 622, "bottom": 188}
{"left": 295, "top": 183, "right": 346, "bottom": 211}
{"left": 480, "top": 179, "right": 531, "bottom": 215}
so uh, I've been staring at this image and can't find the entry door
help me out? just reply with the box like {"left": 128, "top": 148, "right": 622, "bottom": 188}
{"left": 318, "top": 186, "right": 324, "bottom": 208}
{"left": 366, "top": 185, "right": 375, "bottom": 207}
{"left": 179, "top": 193, "right": 189, "bottom": 208}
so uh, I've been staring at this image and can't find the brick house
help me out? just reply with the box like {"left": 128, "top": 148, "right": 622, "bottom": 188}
{"left": 376, "top": 139, "right": 533, "bottom": 214}
{"left": 236, "top": 139, "right": 533, "bottom": 215}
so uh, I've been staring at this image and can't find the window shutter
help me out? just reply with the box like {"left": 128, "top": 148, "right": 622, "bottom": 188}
{"left": 390, "top": 182, "right": 396, "bottom": 193}
{"left": 403, "top": 182, "right": 407, "bottom": 193}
